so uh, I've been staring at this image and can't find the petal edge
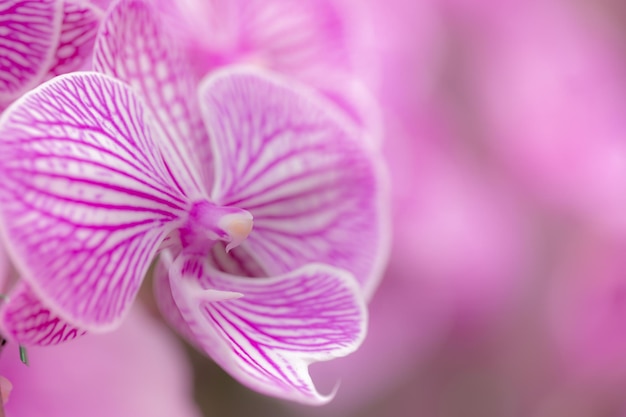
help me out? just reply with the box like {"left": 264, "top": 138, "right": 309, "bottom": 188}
{"left": 168, "top": 253, "right": 367, "bottom": 404}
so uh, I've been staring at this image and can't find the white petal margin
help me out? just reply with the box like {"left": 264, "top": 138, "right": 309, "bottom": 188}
{"left": 0, "top": 72, "right": 188, "bottom": 331}
{"left": 167, "top": 253, "right": 367, "bottom": 405}
{"left": 0, "top": 0, "right": 63, "bottom": 106}
{"left": 199, "top": 67, "right": 391, "bottom": 299}
{"left": 94, "top": 0, "right": 213, "bottom": 198}
{"left": 0, "top": 281, "right": 86, "bottom": 346}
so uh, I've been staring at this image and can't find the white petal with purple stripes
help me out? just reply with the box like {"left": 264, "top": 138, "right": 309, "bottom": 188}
{"left": 0, "top": 72, "right": 188, "bottom": 330}
{"left": 0, "top": 0, "right": 63, "bottom": 105}
{"left": 200, "top": 68, "right": 390, "bottom": 298}
{"left": 94, "top": 0, "right": 213, "bottom": 198}
{"left": 168, "top": 253, "right": 367, "bottom": 404}
{"left": 45, "top": 0, "right": 103, "bottom": 78}
{"left": 0, "top": 281, "right": 86, "bottom": 346}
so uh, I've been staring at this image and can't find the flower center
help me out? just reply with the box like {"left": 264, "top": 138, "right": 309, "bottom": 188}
{"left": 179, "top": 201, "right": 253, "bottom": 254}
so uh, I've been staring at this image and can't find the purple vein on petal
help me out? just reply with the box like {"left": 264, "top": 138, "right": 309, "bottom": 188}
{"left": 168, "top": 254, "right": 366, "bottom": 404}
{"left": 0, "top": 281, "right": 86, "bottom": 346}
{"left": 94, "top": 0, "right": 213, "bottom": 198}
{"left": 0, "top": 72, "right": 188, "bottom": 330}
{"left": 0, "top": 0, "right": 63, "bottom": 105}
{"left": 45, "top": 0, "right": 102, "bottom": 78}
{"left": 199, "top": 67, "right": 390, "bottom": 295}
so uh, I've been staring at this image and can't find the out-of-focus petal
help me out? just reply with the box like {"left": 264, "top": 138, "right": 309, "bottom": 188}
{"left": 1, "top": 304, "right": 202, "bottom": 417}
{"left": 199, "top": 67, "right": 390, "bottom": 298}
{"left": 0, "top": 72, "right": 187, "bottom": 330}
{"left": 155, "top": 0, "right": 380, "bottom": 137}
{"left": 94, "top": 0, "right": 213, "bottom": 197}
{"left": 0, "top": 0, "right": 63, "bottom": 106}
{"left": 168, "top": 253, "right": 367, "bottom": 405}
{"left": 45, "top": 0, "right": 102, "bottom": 78}
{"left": 157, "top": 0, "right": 350, "bottom": 80}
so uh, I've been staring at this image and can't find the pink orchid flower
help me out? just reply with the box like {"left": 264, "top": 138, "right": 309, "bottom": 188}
{"left": 0, "top": 0, "right": 389, "bottom": 404}
{"left": 0, "top": 0, "right": 103, "bottom": 110}
{"left": 0, "top": 303, "right": 201, "bottom": 417}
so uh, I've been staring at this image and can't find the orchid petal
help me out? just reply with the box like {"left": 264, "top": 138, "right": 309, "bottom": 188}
{"left": 0, "top": 72, "right": 187, "bottom": 330}
{"left": 208, "top": 241, "right": 267, "bottom": 278}
{"left": 45, "top": 0, "right": 102, "bottom": 78}
{"left": 153, "top": 250, "right": 197, "bottom": 345}
{"left": 0, "top": 0, "right": 62, "bottom": 105}
{"left": 199, "top": 68, "right": 390, "bottom": 298}
{"left": 167, "top": 0, "right": 349, "bottom": 79}
{"left": 155, "top": 243, "right": 266, "bottom": 346}
{"left": 231, "top": 0, "right": 378, "bottom": 132}
{"left": 0, "top": 282, "right": 86, "bottom": 346}
{"left": 168, "top": 253, "right": 367, "bottom": 405}
{"left": 94, "top": 0, "right": 213, "bottom": 197}
{"left": 232, "top": 0, "right": 350, "bottom": 80}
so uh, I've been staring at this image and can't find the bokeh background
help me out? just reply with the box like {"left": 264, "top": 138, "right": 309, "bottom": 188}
{"left": 167, "top": 0, "right": 626, "bottom": 415}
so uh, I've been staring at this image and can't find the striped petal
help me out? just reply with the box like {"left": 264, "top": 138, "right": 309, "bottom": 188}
{"left": 153, "top": 249, "right": 197, "bottom": 345}
{"left": 165, "top": 0, "right": 350, "bottom": 79}
{"left": 0, "top": 0, "right": 63, "bottom": 106}
{"left": 94, "top": 0, "right": 213, "bottom": 198}
{"left": 0, "top": 281, "right": 86, "bottom": 346}
{"left": 230, "top": 0, "right": 372, "bottom": 132}
{"left": 200, "top": 68, "right": 390, "bottom": 298}
{"left": 45, "top": 0, "right": 102, "bottom": 78}
{"left": 156, "top": 0, "right": 377, "bottom": 135}
{"left": 167, "top": 253, "right": 366, "bottom": 404}
{"left": 0, "top": 72, "right": 187, "bottom": 330}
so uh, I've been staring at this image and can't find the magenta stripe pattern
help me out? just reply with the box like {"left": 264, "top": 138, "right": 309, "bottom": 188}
{"left": 45, "top": 0, "right": 102, "bottom": 78}
{"left": 0, "top": 281, "right": 86, "bottom": 346}
{"left": 94, "top": 0, "right": 213, "bottom": 198}
{"left": 0, "top": 0, "right": 62, "bottom": 104}
{"left": 170, "top": 254, "right": 366, "bottom": 404}
{"left": 200, "top": 69, "right": 388, "bottom": 291}
{"left": 0, "top": 73, "right": 187, "bottom": 330}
